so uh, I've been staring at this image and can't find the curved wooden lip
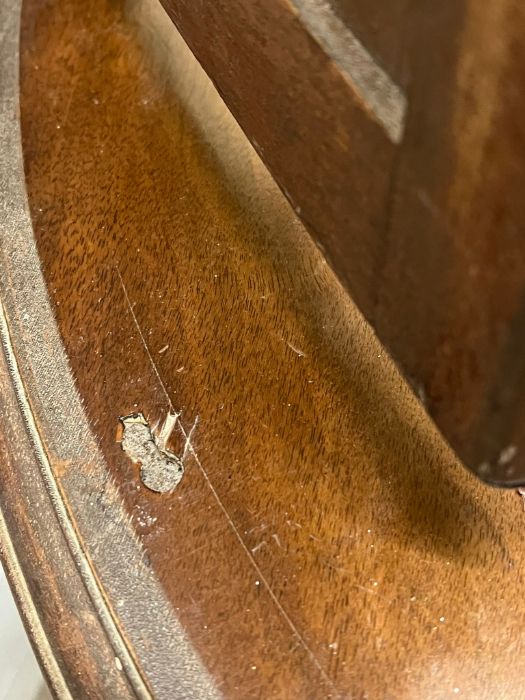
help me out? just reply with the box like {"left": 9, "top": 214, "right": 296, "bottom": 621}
{"left": 0, "top": 1, "right": 219, "bottom": 697}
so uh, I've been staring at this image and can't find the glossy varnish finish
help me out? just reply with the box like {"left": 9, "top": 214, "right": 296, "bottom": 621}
{"left": 3, "top": 0, "right": 524, "bottom": 697}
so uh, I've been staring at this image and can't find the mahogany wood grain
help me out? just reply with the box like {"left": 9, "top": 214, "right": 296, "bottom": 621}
{"left": 0, "top": 0, "right": 523, "bottom": 697}
{"left": 157, "top": 0, "right": 398, "bottom": 323}
{"left": 0, "top": 343, "right": 137, "bottom": 699}
{"left": 158, "top": 0, "right": 525, "bottom": 484}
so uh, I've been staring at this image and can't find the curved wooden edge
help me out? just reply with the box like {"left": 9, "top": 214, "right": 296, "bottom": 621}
{"left": 0, "top": 2, "right": 146, "bottom": 695}
{"left": 0, "top": 505, "right": 72, "bottom": 700}
{"left": 0, "top": 313, "right": 137, "bottom": 699}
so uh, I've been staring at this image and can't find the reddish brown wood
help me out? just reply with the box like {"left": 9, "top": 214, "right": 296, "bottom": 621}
{"left": 374, "top": 0, "right": 525, "bottom": 482}
{"left": 0, "top": 0, "right": 522, "bottom": 697}
{"left": 326, "top": 0, "right": 409, "bottom": 85}
{"left": 0, "top": 352, "right": 138, "bottom": 699}
{"left": 158, "top": 0, "right": 525, "bottom": 484}
{"left": 158, "top": 0, "right": 398, "bottom": 324}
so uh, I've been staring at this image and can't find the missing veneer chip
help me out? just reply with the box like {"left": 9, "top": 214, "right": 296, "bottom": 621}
{"left": 120, "top": 412, "right": 184, "bottom": 493}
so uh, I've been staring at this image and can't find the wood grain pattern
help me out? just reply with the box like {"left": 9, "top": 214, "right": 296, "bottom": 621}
{"left": 157, "top": 0, "right": 398, "bottom": 323}
{"left": 2, "top": 0, "right": 522, "bottom": 697}
{"left": 158, "top": 0, "right": 525, "bottom": 484}
{"left": 374, "top": 0, "right": 525, "bottom": 484}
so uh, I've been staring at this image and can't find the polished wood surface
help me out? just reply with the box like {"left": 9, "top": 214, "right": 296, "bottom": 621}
{"left": 0, "top": 0, "right": 523, "bottom": 697}
{"left": 160, "top": 0, "right": 525, "bottom": 484}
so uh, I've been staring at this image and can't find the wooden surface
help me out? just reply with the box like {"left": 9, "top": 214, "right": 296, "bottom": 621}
{"left": 0, "top": 319, "right": 137, "bottom": 699}
{"left": 159, "top": 0, "right": 525, "bottom": 484}
{"left": 0, "top": 0, "right": 524, "bottom": 697}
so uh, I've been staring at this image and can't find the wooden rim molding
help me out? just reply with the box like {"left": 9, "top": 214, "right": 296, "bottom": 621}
{"left": 0, "top": 1, "right": 218, "bottom": 697}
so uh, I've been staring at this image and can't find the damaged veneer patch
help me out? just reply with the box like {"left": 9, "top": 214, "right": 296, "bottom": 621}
{"left": 120, "top": 411, "right": 191, "bottom": 493}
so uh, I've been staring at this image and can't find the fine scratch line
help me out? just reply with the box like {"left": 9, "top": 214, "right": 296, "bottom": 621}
{"left": 116, "top": 265, "right": 168, "bottom": 398}
{"left": 178, "top": 422, "right": 335, "bottom": 691}
{"left": 116, "top": 266, "right": 199, "bottom": 464}
{"left": 182, "top": 415, "right": 200, "bottom": 462}
{"left": 291, "top": 0, "right": 407, "bottom": 143}
{"left": 115, "top": 266, "right": 335, "bottom": 690}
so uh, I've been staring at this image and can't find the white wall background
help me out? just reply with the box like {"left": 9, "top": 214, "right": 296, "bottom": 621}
{"left": 0, "top": 565, "right": 51, "bottom": 700}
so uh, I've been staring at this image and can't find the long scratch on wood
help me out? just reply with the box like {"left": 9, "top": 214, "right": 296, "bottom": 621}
{"left": 116, "top": 265, "right": 199, "bottom": 461}
{"left": 115, "top": 267, "right": 332, "bottom": 688}
{"left": 176, "top": 422, "right": 335, "bottom": 691}
{"left": 182, "top": 415, "right": 199, "bottom": 462}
